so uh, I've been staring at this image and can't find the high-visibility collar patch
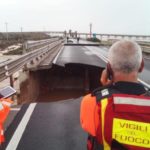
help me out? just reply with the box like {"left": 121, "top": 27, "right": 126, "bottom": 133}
{"left": 101, "top": 89, "right": 109, "bottom": 97}
{"left": 114, "top": 96, "right": 150, "bottom": 106}
{"left": 112, "top": 118, "right": 150, "bottom": 148}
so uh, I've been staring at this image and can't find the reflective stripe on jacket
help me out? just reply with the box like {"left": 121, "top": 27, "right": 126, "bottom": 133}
{"left": 80, "top": 93, "right": 150, "bottom": 150}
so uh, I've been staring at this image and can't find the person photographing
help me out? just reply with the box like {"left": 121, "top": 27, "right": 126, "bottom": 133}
{"left": 80, "top": 40, "right": 150, "bottom": 150}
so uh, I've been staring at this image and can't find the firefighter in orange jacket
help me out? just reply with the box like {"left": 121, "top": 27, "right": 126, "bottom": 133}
{"left": 0, "top": 97, "right": 13, "bottom": 144}
{"left": 80, "top": 40, "right": 150, "bottom": 150}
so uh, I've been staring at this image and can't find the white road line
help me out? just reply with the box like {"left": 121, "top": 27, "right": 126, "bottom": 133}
{"left": 98, "top": 53, "right": 108, "bottom": 62}
{"left": 53, "top": 46, "right": 64, "bottom": 64}
{"left": 138, "top": 79, "right": 150, "bottom": 89}
{"left": 86, "top": 46, "right": 108, "bottom": 62}
{"left": 6, "top": 103, "right": 37, "bottom": 150}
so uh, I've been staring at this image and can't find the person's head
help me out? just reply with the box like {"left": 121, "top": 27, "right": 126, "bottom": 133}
{"left": 108, "top": 40, "right": 143, "bottom": 82}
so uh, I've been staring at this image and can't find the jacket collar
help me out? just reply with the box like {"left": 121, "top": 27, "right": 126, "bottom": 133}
{"left": 113, "top": 81, "right": 146, "bottom": 95}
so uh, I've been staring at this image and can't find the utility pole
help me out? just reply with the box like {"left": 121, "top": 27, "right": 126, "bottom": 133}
{"left": 21, "top": 27, "right": 26, "bottom": 54}
{"left": 5, "top": 22, "right": 8, "bottom": 41}
{"left": 89, "top": 23, "right": 92, "bottom": 38}
{"left": 43, "top": 27, "right": 45, "bottom": 32}
{"left": 21, "top": 27, "right": 23, "bottom": 42}
{"left": 21, "top": 27, "right": 23, "bottom": 33}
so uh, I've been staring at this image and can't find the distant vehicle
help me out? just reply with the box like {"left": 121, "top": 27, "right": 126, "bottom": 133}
{"left": 77, "top": 37, "right": 80, "bottom": 43}
{"left": 67, "top": 40, "right": 73, "bottom": 43}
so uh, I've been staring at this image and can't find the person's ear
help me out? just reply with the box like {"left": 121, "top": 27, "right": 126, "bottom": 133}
{"left": 139, "top": 59, "right": 144, "bottom": 73}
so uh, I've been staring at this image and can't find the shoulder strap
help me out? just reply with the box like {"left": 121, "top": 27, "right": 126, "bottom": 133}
{"left": 92, "top": 84, "right": 121, "bottom": 103}
{"left": 92, "top": 85, "right": 150, "bottom": 103}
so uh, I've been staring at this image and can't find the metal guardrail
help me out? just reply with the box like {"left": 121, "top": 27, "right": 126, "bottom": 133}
{"left": 142, "top": 46, "right": 150, "bottom": 54}
{"left": 138, "top": 79, "right": 150, "bottom": 90}
{"left": 0, "top": 40, "right": 63, "bottom": 82}
{"left": 64, "top": 43, "right": 100, "bottom": 46}
{"left": 24, "top": 38, "right": 59, "bottom": 50}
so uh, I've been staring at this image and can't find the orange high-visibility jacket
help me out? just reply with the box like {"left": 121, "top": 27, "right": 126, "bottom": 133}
{"left": 0, "top": 98, "right": 13, "bottom": 144}
{"left": 80, "top": 94, "right": 99, "bottom": 137}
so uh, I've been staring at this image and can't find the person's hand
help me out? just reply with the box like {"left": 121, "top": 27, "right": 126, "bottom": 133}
{"left": 100, "top": 69, "right": 112, "bottom": 86}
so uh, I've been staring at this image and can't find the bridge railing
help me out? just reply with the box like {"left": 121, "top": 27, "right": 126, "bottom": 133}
{"left": 24, "top": 38, "right": 59, "bottom": 50}
{"left": 0, "top": 39, "right": 63, "bottom": 82}
{"left": 142, "top": 46, "right": 150, "bottom": 54}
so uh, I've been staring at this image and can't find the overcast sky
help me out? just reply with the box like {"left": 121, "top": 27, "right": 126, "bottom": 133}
{"left": 0, "top": 0, "right": 150, "bottom": 35}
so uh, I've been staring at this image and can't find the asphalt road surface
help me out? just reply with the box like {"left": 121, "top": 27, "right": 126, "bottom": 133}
{"left": 53, "top": 45, "right": 106, "bottom": 68}
{"left": 3, "top": 98, "right": 87, "bottom": 150}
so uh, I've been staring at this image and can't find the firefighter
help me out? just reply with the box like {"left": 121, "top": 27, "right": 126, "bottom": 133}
{"left": 80, "top": 40, "right": 150, "bottom": 150}
{"left": 77, "top": 37, "right": 80, "bottom": 43}
{"left": 0, "top": 97, "right": 13, "bottom": 144}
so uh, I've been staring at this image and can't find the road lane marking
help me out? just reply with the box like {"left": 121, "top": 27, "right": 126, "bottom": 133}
{"left": 138, "top": 79, "right": 150, "bottom": 89}
{"left": 53, "top": 46, "right": 64, "bottom": 64}
{"left": 86, "top": 46, "right": 108, "bottom": 62}
{"left": 6, "top": 103, "right": 37, "bottom": 150}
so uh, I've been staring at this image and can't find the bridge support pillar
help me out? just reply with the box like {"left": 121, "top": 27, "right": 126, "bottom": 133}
{"left": 86, "top": 34, "right": 88, "bottom": 39}
{"left": 10, "top": 75, "right": 14, "bottom": 88}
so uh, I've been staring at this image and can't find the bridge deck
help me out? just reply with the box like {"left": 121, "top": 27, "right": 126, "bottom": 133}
{"left": 3, "top": 98, "right": 87, "bottom": 150}
{"left": 53, "top": 46, "right": 106, "bottom": 68}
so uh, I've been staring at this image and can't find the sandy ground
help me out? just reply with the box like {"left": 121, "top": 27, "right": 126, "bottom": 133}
{"left": 0, "top": 54, "right": 20, "bottom": 63}
{"left": 0, "top": 78, "right": 10, "bottom": 89}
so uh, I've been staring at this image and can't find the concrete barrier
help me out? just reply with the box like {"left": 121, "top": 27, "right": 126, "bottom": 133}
{"left": 142, "top": 46, "right": 150, "bottom": 54}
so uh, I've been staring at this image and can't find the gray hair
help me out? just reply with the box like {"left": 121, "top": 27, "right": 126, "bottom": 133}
{"left": 108, "top": 40, "right": 142, "bottom": 73}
